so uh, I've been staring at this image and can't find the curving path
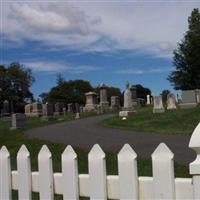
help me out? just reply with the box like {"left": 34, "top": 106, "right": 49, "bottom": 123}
{"left": 25, "top": 115, "right": 195, "bottom": 165}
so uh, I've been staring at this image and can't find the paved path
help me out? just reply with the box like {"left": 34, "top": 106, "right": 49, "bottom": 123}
{"left": 25, "top": 115, "right": 195, "bottom": 165}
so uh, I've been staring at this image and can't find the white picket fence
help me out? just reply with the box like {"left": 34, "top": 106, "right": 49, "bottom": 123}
{"left": 1, "top": 123, "right": 200, "bottom": 200}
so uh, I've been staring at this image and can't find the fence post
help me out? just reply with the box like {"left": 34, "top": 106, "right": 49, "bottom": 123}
{"left": 38, "top": 145, "right": 54, "bottom": 200}
{"left": 152, "top": 143, "right": 175, "bottom": 199}
{"left": 118, "top": 144, "right": 138, "bottom": 200}
{"left": 189, "top": 122, "right": 200, "bottom": 199}
{"left": 62, "top": 145, "right": 79, "bottom": 200}
{"left": 17, "top": 145, "right": 32, "bottom": 200}
{"left": 0, "top": 146, "right": 11, "bottom": 200}
{"left": 89, "top": 144, "right": 107, "bottom": 200}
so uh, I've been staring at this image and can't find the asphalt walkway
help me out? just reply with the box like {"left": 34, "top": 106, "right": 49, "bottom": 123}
{"left": 25, "top": 115, "right": 195, "bottom": 165}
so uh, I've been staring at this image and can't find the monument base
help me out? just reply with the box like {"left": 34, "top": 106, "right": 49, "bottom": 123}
{"left": 179, "top": 103, "right": 197, "bottom": 109}
{"left": 153, "top": 108, "right": 165, "bottom": 113}
{"left": 100, "top": 102, "right": 109, "bottom": 113}
{"left": 84, "top": 104, "right": 97, "bottom": 112}
{"left": 167, "top": 106, "right": 177, "bottom": 110}
{"left": 119, "top": 111, "right": 136, "bottom": 117}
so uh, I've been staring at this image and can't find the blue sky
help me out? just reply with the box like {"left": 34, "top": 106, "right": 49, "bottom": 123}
{"left": 1, "top": 1, "right": 200, "bottom": 98}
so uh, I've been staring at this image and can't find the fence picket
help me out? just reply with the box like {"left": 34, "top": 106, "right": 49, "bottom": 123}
{"left": 38, "top": 145, "right": 54, "bottom": 200}
{"left": 89, "top": 144, "right": 107, "bottom": 200}
{"left": 118, "top": 144, "right": 138, "bottom": 199}
{"left": 17, "top": 145, "right": 32, "bottom": 200}
{"left": 189, "top": 122, "right": 200, "bottom": 199}
{"left": 152, "top": 143, "right": 175, "bottom": 199}
{"left": 62, "top": 145, "right": 79, "bottom": 200}
{"left": 0, "top": 146, "right": 11, "bottom": 200}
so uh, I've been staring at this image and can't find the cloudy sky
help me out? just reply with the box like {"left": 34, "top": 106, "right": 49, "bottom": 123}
{"left": 1, "top": 0, "right": 200, "bottom": 98}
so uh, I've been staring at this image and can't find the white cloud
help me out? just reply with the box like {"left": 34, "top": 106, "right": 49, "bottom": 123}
{"left": 23, "top": 61, "right": 100, "bottom": 74}
{"left": 2, "top": 1, "right": 200, "bottom": 58}
{"left": 116, "top": 67, "right": 173, "bottom": 75}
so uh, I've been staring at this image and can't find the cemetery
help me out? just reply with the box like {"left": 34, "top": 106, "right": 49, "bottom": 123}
{"left": 0, "top": 3, "right": 200, "bottom": 200}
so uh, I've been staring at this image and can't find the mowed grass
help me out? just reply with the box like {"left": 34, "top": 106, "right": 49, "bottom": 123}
{"left": 102, "top": 106, "right": 200, "bottom": 135}
{"left": 0, "top": 114, "right": 190, "bottom": 199}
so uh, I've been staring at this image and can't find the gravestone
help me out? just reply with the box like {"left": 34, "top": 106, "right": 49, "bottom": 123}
{"left": 75, "top": 103, "right": 80, "bottom": 113}
{"left": 67, "top": 103, "right": 73, "bottom": 113}
{"left": 32, "top": 102, "right": 42, "bottom": 117}
{"left": 147, "top": 95, "right": 151, "bottom": 105}
{"left": 99, "top": 83, "right": 109, "bottom": 113}
{"left": 54, "top": 102, "right": 64, "bottom": 116}
{"left": 167, "top": 93, "right": 177, "bottom": 110}
{"left": 111, "top": 96, "right": 120, "bottom": 110}
{"left": 75, "top": 112, "right": 80, "bottom": 119}
{"left": 3, "top": 100, "right": 10, "bottom": 116}
{"left": 11, "top": 113, "right": 26, "bottom": 129}
{"left": 119, "top": 82, "right": 136, "bottom": 118}
{"left": 179, "top": 90, "right": 197, "bottom": 108}
{"left": 196, "top": 89, "right": 200, "bottom": 103}
{"left": 79, "top": 106, "right": 84, "bottom": 113}
{"left": 96, "top": 105, "right": 101, "bottom": 115}
{"left": 42, "top": 103, "right": 54, "bottom": 116}
{"left": 25, "top": 104, "right": 33, "bottom": 117}
{"left": 63, "top": 107, "right": 67, "bottom": 116}
{"left": 153, "top": 96, "right": 164, "bottom": 113}
{"left": 130, "top": 86, "right": 138, "bottom": 106}
{"left": 84, "top": 92, "right": 98, "bottom": 112}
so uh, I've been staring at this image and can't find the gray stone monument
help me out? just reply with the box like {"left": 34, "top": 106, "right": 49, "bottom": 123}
{"left": 75, "top": 112, "right": 80, "bottom": 119}
{"left": 111, "top": 96, "right": 120, "bottom": 110}
{"left": 63, "top": 107, "right": 67, "bottom": 116}
{"left": 42, "top": 103, "right": 54, "bottom": 116}
{"left": 119, "top": 82, "right": 136, "bottom": 118}
{"left": 54, "top": 102, "right": 64, "bottom": 116}
{"left": 32, "top": 102, "right": 42, "bottom": 117}
{"left": 130, "top": 86, "right": 138, "bottom": 106}
{"left": 153, "top": 96, "right": 164, "bottom": 113}
{"left": 3, "top": 100, "right": 10, "bottom": 116}
{"left": 67, "top": 103, "right": 73, "bottom": 113}
{"left": 79, "top": 106, "right": 84, "bottom": 113}
{"left": 147, "top": 95, "right": 151, "bottom": 105}
{"left": 179, "top": 90, "right": 197, "bottom": 108}
{"left": 84, "top": 92, "right": 98, "bottom": 112}
{"left": 99, "top": 83, "right": 109, "bottom": 113}
{"left": 11, "top": 113, "right": 26, "bottom": 129}
{"left": 167, "top": 93, "right": 177, "bottom": 110}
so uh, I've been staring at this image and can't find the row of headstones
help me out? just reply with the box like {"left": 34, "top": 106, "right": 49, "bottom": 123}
{"left": 153, "top": 90, "right": 200, "bottom": 113}
{"left": 25, "top": 102, "right": 84, "bottom": 118}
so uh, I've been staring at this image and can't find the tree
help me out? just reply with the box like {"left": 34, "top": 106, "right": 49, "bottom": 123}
{"left": 0, "top": 63, "right": 35, "bottom": 112}
{"left": 40, "top": 79, "right": 93, "bottom": 105}
{"left": 131, "top": 84, "right": 151, "bottom": 99}
{"left": 168, "top": 8, "right": 200, "bottom": 90}
{"left": 161, "top": 90, "right": 170, "bottom": 104}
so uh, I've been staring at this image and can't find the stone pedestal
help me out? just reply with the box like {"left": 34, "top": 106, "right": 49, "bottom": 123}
{"left": 119, "top": 110, "right": 136, "bottom": 117}
{"left": 111, "top": 96, "right": 120, "bottom": 110}
{"left": 99, "top": 83, "right": 109, "bottom": 112}
{"left": 153, "top": 96, "right": 164, "bottom": 113}
{"left": 11, "top": 113, "right": 26, "bottom": 129}
{"left": 147, "top": 95, "right": 151, "bottom": 105}
{"left": 84, "top": 92, "right": 98, "bottom": 112}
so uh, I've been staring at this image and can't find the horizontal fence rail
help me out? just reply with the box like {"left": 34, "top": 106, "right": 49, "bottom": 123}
{"left": 1, "top": 123, "right": 200, "bottom": 199}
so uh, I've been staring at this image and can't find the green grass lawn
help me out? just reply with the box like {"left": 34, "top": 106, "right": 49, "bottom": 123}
{"left": 102, "top": 106, "right": 200, "bottom": 135}
{"left": 0, "top": 113, "right": 190, "bottom": 199}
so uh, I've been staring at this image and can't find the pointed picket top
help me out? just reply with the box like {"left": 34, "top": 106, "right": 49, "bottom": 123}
{"left": 118, "top": 144, "right": 137, "bottom": 159}
{"left": 62, "top": 145, "right": 77, "bottom": 159}
{"left": 17, "top": 145, "right": 30, "bottom": 158}
{"left": 89, "top": 144, "right": 105, "bottom": 159}
{"left": 0, "top": 146, "right": 10, "bottom": 158}
{"left": 189, "top": 122, "right": 200, "bottom": 149}
{"left": 38, "top": 145, "right": 52, "bottom": 159}
{"left": 152, "top": 143, "right": 174, "bottom": 159}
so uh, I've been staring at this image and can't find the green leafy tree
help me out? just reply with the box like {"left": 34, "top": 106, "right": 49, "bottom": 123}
{"left": 0, "top": 63, "right": 35, "bottom": 112}
{"left": 168, "top": 8, "right": 200, "bottom": 90}
{"left": 40, "top": 79, "right": 93, "bottom": 105}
